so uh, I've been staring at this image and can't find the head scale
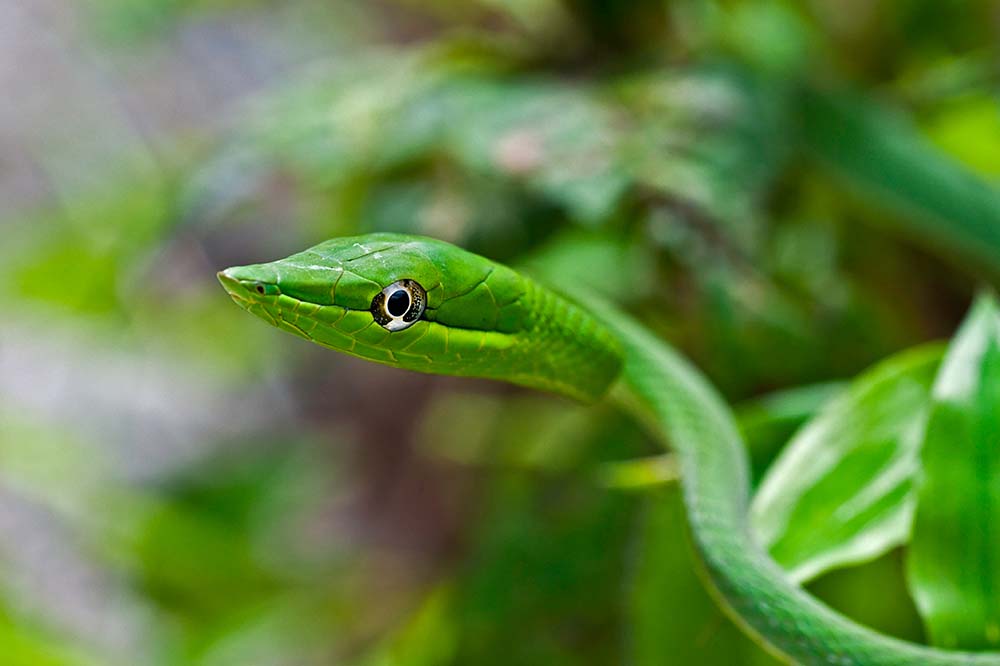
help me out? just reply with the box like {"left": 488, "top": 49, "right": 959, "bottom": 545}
{"left": 218, "top": 233, "right": 622, "bottom": 402}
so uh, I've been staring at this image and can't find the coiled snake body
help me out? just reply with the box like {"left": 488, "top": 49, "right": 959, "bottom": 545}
{"left": 220, "top": 233, "right": 998, "bottom": 665}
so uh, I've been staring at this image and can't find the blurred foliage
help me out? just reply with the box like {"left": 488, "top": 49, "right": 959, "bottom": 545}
{"left": 3, "top": 0, "right": 1000, "bottom": 664}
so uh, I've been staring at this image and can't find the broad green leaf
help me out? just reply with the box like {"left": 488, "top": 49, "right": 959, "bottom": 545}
{"left": 751, "top": 344, "right": 943, "bottom": 583}
{"left": 907, "top": 293, "right": 1000, "bottom": 650}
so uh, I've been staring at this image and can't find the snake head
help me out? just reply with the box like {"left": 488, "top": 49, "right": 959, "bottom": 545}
{"left": 219, "top": 233, "right": 621, "bottom": 402}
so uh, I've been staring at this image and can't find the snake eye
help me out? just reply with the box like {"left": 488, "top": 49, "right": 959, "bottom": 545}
{"left": 371, "top": 279, "right": 426, "bottom": 331}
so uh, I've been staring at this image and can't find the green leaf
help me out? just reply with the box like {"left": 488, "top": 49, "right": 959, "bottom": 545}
{"left": 801, "top": 86, "right": 1000, "bottom": 274}
{"left": 736, "top": 381, "right": 846, "bottom": 466}
{"left": 907, "top": 293, "right": 1000, "bottom": 649}
{"left": 738, "top": 381, "right": 847, "bottom": 437}
{"left": 751, "top": 344, "right": 943, "bottom": 583}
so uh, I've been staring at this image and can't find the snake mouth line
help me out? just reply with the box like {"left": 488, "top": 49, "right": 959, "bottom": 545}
{"left": 217, "top": 268, "right": 511, "bottom": 338}
{"left": 219, "top": 269, "right": 349, "bottom": 334}
{"left": 217, "top": 269, "right": 252, "bottom": 300}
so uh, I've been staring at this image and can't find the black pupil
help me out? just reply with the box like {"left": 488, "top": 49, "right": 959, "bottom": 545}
{"left": 387, "top": 289, "right": 410, "bottom": 317}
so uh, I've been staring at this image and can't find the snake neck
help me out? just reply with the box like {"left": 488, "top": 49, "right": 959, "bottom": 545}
{"left": 506, "top": 279, "right": 624, "bottom": 403}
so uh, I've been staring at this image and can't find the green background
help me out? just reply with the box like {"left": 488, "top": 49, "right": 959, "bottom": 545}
{"left": 2, "top": 1, "right": 999, "bottom": 664}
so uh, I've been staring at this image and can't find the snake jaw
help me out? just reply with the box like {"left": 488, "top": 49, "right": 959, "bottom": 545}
{"left": 219, "top": 268, "right": 335, "bottom": 343}
{"left": 216, "top": 269, "right": 249, "bottom": 302}
{"left": 217, "top": 267, "right": 280, "bottom": 300}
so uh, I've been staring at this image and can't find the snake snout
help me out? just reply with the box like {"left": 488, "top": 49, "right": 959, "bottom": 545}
{"left": 216, "top": 269, "right": 245, "bottom": 298}
{"left": 218, "top": 266, "right": 281, "bottom": 299}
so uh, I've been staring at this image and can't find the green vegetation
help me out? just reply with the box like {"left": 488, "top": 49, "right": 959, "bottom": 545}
{"left": 3, "top": 0, "right": 1000, "bottom": 663}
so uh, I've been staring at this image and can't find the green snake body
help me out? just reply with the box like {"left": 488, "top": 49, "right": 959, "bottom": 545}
{"left": 220, "top": 233, "right": 999, "bottom": 665}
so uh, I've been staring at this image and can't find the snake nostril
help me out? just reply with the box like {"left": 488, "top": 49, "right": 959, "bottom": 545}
{"left": 255, "top": 284, "right": 266, "bottom": 295}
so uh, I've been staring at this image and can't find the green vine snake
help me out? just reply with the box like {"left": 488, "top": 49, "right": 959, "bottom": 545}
{"left": 219, "top": 233, "right": 999, "bottom": 665}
